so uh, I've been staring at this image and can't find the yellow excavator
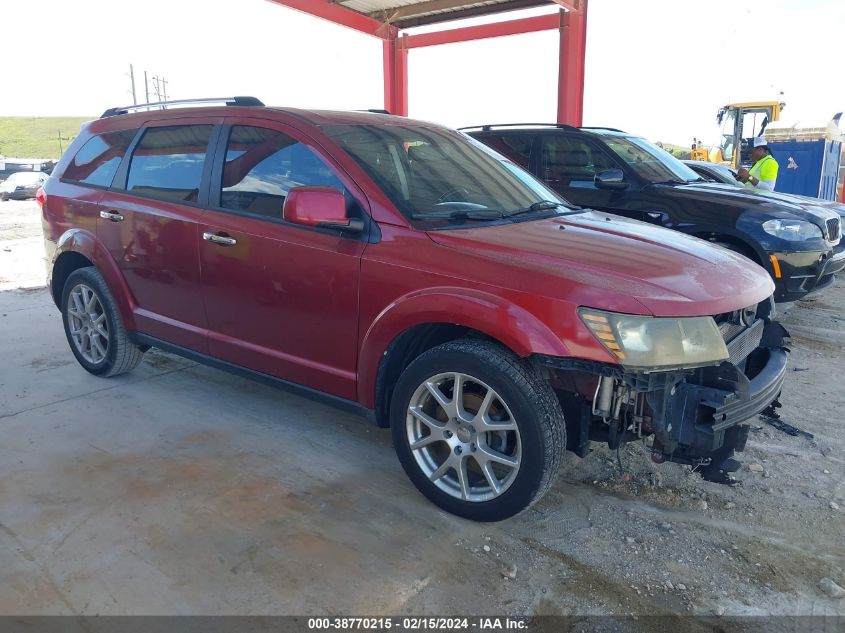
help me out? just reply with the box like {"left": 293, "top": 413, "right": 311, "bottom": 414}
{"left": 691, "top": 101, "right": 785, "bottom": 168}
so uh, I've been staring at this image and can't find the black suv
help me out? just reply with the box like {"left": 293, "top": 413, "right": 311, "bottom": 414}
{"left": 465, "top": 124, "right": 844, "bottom": 302}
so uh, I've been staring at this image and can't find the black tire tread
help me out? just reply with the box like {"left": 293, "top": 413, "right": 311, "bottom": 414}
{"left": 392, "top": 338, "right": 565, "bottom": 520}
{"left": 63, "top": 267, "right": 143, "bottom": 377}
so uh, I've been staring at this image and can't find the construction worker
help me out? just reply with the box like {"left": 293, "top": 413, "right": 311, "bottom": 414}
{"left": 736, "top": 137, "right": 778, "bottom": 191}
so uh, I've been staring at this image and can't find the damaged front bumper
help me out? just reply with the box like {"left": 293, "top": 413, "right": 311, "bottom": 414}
{"left": 536, "top": 319, "right": 790, "bottom": 466}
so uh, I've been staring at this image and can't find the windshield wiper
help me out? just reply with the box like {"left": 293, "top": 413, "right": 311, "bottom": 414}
{"left": 506, "top": 200, "right": 582, "bottom": 218}
{"left": 653, "top": 179, "right": 690, "bottom": 185}
{"left": 411, "top": 209, "right": 504, "bottom": 221}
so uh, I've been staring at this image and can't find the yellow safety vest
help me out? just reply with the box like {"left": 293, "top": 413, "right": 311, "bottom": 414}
{"left": 746, "top": 154, "right": 778, "bottom": 188}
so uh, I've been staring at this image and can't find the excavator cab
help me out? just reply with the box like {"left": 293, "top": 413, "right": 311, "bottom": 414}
{"left": 696, "top": 101, "right": 785, "bottom": 168}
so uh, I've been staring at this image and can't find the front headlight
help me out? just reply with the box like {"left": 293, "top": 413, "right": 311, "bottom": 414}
{"left": 579, "top": 309, "right": 728, "bottom": 371}
{"left": 762, "top": 219, "right": 822, "bottom": 241}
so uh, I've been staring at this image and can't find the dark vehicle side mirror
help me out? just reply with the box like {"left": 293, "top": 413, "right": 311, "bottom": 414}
{"left": 594, "top": 169, "right": 627, "bottom": 191}
{"left": 283, "top": 186, "right": 364, "bottom": 233}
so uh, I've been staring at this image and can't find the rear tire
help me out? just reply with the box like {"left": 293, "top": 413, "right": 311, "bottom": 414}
{"left": 390, "top": 340, "right": 565, "bottom": 521}
{"left": 61, "top": 267, "right": 144, "bottom": 377}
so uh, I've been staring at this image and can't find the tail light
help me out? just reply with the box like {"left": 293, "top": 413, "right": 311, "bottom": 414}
{"left": 35, "top": 187, "right": 46, "bottom": 209}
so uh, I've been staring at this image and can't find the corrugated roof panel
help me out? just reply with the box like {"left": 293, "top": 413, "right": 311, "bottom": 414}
{"left": 341, "top": 0, "right": 530, "bottom": 20}
{"left": 339, "top": 0, "right": 422, "bottom": 14}
{"left": 319, "top": 1, "right": 562, "bottom": 29}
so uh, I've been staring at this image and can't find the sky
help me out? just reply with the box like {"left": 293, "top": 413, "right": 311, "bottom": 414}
{"left": 2, "top": 0, "right": 843, "bottom": 146}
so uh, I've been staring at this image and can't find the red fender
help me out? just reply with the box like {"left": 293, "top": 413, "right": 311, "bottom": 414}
{"left": 53, "top": 228, "right": 138, "bottom": 331}
{"left": 357, "top": 287, "right": 571, "bottom": 408}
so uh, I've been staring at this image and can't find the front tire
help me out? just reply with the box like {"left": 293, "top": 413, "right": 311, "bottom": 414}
{"left": 61, "top": 267, "right": 144, "bottom": 377}
{"left": 390, "top": 340, "right": 565, "bottom": 521}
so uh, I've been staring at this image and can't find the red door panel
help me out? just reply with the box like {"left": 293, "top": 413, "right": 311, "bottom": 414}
{"left": 98, "top": 190, "right": 207, "bottom": 350}
{"left": 198, "top": 120, "right": 368, "bottom": 399}
{"left": 97, "top": 118, "right": 221, "bottom": 351}
{"left": 199, "top": 212, "right": 363, "bottom": 398}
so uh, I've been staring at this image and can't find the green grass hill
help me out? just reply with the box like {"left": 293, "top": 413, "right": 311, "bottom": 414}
{"left": 0, "top": 117, "right": 93, "bottom": 159}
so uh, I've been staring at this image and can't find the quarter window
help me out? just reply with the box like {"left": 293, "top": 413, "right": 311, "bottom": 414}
{"left": 63, "top": 130, "right": 137, "bottom": 187}
{"left": 219, "top": 125, "right": 343, "bottom": 218}
{"left": 125, "top": 125, "right": 213, "bottom": 203}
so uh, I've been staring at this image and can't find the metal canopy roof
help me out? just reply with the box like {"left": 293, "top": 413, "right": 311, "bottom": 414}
{"left": 268, "top": 0, "right": 587, "bottom": 124}
{"left": 327, "top": 1, "right": 577, "bottom": 29}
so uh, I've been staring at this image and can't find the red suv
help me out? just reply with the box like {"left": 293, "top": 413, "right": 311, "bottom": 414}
{"left": 40, "top": 98, "right": 789, "bottom": 521}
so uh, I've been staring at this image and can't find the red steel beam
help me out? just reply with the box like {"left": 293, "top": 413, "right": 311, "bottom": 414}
{"left": 383, "top": 35, "right": 409, "bottom": 116}
{"left": 557, "top": 3, "right": 587, "bottom": 126}
{"left": 404, "top": 13, "right": 559, "bottom": 48}
{"left": 265, "top": 0, "right": 396, "bottom": 39}
{"left": 549, "top": 0, "right": 582, "bottom": 11}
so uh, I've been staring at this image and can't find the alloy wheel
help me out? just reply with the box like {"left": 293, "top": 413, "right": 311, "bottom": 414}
{"left": 67, "top": 283, "right": 109, "bottom": 365}
{"left": 406, "top": 372, "right": 522, "bottom": 502}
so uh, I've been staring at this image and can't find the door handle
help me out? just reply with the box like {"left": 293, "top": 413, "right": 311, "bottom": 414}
{"left": 203, "top": 232, "right": 237, "bottom": 246}
{"left": 99, "top": 210, "right": 124, "bottom": 222}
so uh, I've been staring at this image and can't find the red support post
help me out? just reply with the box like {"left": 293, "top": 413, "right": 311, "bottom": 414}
{"left": 383, "top": 34, "right": 408, "bottom": 116}
{"left": 557, "top": 1, "right": 588, "bottom": 126}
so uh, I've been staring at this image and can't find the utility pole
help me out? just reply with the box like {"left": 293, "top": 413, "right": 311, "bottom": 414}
{"left": 161, "top": 78, "right": 169, "bottom": 103}
{"left": 128, "top": 64, "right": 137, "bottom": 105}
{"left": 144, "top": 70, "right": 149, "bottom": 103}
{"left": 58, "top": 130, "right": 63, "bottom": 154}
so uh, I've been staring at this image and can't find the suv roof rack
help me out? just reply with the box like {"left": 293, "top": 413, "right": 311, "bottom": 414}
{"left": 580, "top": 126, "right": 627, "bottom": 133}
{"left": 457, "top": 123, "right": 579, "bottom": 132}
{"left": 100, "top": 96, "right": 264, "bottom": 118}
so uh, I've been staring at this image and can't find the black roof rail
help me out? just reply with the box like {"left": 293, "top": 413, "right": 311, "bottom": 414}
{"left": 358, "top": 108, "right": 392, "bottom": 115}
{"left": 457, "top": 123, "right": 579, "bottom": 132}
{"left": 580, "top": 126, "right": 627, "bottom": 133}
{"left": 100, "top": 96, "right": 264, "bottom": 118}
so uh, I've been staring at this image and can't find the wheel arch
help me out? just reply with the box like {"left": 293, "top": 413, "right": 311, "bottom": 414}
{"left": 51, "top": 229, "right": 137, "bottom": 330}
{"left": 358, "top": 288, "right": 570, "bottom": 427}
{"left": 686, "top": 227, "right": 766, "bottom": 264}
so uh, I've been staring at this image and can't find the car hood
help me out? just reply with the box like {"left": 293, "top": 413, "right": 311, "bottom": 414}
{"left": 655, "top": 181, "right": 838, "bottom": 226}
{"left": 749, "top": 189, "right": 845, "bottom": 219}
{"left": 427, "top": 211, "right": 774, "bottom": 317}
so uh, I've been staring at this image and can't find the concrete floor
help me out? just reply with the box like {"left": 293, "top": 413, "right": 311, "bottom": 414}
{"left": 1, "top": 201, "right": 844, "bottom": 619}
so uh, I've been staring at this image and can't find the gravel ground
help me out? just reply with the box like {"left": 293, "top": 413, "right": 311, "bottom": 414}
{"left": 0, "top": 199, "right": 46, "bottom": 290}
{"left": 1, "top": 200, "right": 843, "bottom": 621}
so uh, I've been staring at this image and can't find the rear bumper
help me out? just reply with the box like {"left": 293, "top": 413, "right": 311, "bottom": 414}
{"left": 772, "top": 247, "right": 844, "bottom": 302}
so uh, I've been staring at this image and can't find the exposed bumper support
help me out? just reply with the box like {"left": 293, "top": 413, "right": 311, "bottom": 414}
{"left": 535, "top": 319, "right": 789, "bottom": 463}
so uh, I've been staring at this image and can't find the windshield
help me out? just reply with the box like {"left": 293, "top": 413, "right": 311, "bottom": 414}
{"left": 603, "top": 136, "right": 701, "bottom": 184}
{"left": 717, "top": 108, "right": 738, "bottom": 163}
{"left": 322, "top": 123, "right": 573, "bottom": 226}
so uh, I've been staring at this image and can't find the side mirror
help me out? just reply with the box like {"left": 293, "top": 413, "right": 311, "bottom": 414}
{"left": 283, "top": 186, "right": 364, "bottom": 233}
{"left": 594, "top": 169, "right": 627, "bottom": 191}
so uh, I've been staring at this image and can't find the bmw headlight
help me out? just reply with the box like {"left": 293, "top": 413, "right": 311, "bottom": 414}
{"left": 579, "top": 309, "right": 728, "bottom": 371}
{"left": 762, "top": 219, "right": 822, "bottom": 241}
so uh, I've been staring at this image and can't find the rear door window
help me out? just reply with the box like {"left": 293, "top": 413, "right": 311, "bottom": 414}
{"left": 125, "top": 125, "right": 213, "bottom": 203}
{"left": 476, "top": 133, "right": 533, "bottom": 169}
{"left": 541, "top": 135, "right": 617, "bottom": 187}
{"left": 63, "top": 130, "right": 137, "bottom": 187}
{"left": 217, "top": 125, "right": 344, "bottom": 219}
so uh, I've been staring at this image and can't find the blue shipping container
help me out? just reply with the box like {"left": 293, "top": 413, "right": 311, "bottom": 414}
{"left": 769, "top": 138, "right": 842, "bottom": 201}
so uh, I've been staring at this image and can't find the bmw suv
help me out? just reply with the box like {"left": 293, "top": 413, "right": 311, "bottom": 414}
{"left": 465, "top": 124, "right": 843, "bottom": 303}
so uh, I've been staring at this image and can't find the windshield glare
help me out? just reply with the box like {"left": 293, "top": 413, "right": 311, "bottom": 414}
{"left": 604, "top": 136, "right": 701, "bottom": 183}
{"left": 322, "top": 123, "right": 572, "bottom": 224}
